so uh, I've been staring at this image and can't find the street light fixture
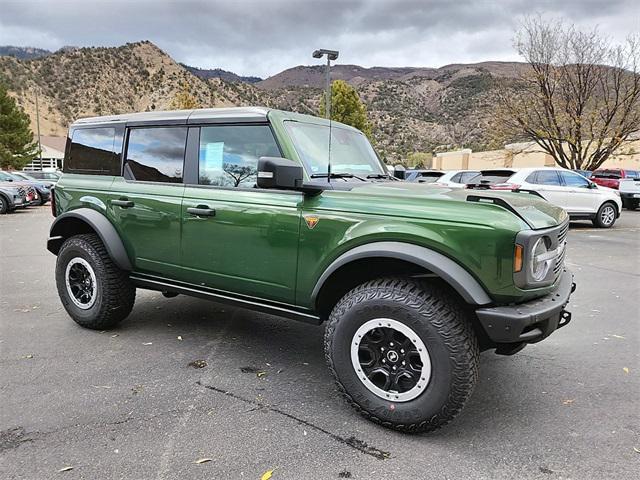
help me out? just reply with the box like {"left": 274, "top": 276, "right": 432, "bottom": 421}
{"left": 312, "top": 49, "right": 339, "bottom": 120}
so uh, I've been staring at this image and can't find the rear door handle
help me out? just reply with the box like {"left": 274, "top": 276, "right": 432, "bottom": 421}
{"left": 187, "top": 206, "right": 216, "bottom": 217}
{"left": 111, "top": 198, "right": 134, "bottom": 208}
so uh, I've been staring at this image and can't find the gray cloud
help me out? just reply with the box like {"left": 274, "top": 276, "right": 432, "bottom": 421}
{"left": 0, "top": 0, "right": 637, "bottom": 77}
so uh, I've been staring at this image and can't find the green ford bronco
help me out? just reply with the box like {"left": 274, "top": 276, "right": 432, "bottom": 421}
{"left": 48, "top": 107, "right": 575, "bottom": 432}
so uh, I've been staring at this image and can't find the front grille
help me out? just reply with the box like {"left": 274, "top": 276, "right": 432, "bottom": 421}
{"left": 553, "top": 220, "right": 569, "bottom": 277}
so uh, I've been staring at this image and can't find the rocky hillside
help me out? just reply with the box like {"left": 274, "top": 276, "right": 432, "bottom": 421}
{"left": 0, "top": 46, "right": 52, "bottom": 60}
{"left": 0, "top": 41, "right": 527, "bottom": 162}
{"left": 182, "top": 64, "right": 262, "bottom": 83}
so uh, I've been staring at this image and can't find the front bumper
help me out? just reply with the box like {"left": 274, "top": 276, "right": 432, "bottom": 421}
{"left": 476, "top": 270, "right": 575, "bottom": 344}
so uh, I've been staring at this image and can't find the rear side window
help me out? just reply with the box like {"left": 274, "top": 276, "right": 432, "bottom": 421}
{"left": 198, "top": 125, "right": 280, "bottom": 187}
{"left": 65, "top": 127, "right": 122, "bottom": 175}
{"left": 529, "top": 170, "right": 562, "bottom": 185}
{"left": 460, "top": 172, "right": 480, "bottom": 183}
{"left": 124, "top": 127, "right": 187, "bottom": 183}
{"left": 625, "top": 170, "right": 639, "bottom": 179}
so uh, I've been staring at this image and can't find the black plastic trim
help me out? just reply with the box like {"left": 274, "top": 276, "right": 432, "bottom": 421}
{"left": 476, "top": 269, "right": 574, "bottom": 344}
{"left": 311, "top": 241, "right": 493, "bottom": 306}
{"left": 47, "top": 208, "right": 132, "bottom": 271}
{"left": 130, "top": 274, "right": 321, "bottom": 325}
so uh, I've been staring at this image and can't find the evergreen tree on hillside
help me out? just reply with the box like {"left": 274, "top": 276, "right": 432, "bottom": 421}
{"left": 169, "top": 81, "right": 200, "bottom": 110}
{"left": 319, "top": 80, "right": 372, "bottom": 138}
{"left": 0, "top": 83, "right": 37, "bottom": 169}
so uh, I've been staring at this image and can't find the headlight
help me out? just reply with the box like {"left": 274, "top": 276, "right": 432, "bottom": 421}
{"left": 530, "top": 237, "right": 553, "bottom": 281}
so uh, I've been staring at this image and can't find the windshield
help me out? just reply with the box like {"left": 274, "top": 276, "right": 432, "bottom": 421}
{"left": 284, "top": 121, "right": 385, "bottom": 177}
{"left": 0, "top": 171, "right": 18, "bottom": 181}
{"left": 13, "top": 172, "right": 34, "bottom": 180}
{"left": 593, "top": 169, "right": 622, "bottom": 179}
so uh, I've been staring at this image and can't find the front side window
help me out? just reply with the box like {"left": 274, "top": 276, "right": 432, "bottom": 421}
{"left": 531, "top": 170, "right": 561, "bottom": 186}
{"left": 284, "top": 122, "right": 384, "bottom": 177}
{"left": 124, "top": 127, "right": 187, "bottom": 183}
{"left": 450, "top": 173, "right": 462, "bottom": 183}
{"left": 66, "top": 127, "right": 121, "bottom": 175}
{"left": 198, "top": 125, "right": 280, "bottom": 187}
{"left": 560, "top": 171, "right": 590, "bottom": 187}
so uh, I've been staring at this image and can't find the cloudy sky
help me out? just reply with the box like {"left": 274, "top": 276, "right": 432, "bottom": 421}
{"left": 1, "top": 0, "right": 638, "bottom": 78}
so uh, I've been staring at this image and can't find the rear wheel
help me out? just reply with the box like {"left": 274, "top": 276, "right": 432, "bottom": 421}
{"left": 324, "top": 277, "right": 479, "bottom": 433}
{"left": 0, "top": 196, "right": 7, "bottom": 214}
{"left": 56, "top": 234, "right": 136, "bottom": 329}
{"left": 592, "top": 202, "right": 617, "bottom": 228}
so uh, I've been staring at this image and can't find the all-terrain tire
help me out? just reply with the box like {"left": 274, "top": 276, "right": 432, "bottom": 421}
{"left": 324, "top": 277, "right": 479, "bottom": 433}
{"left": 592, "top": 201, "right": 617, "bottom": 228}
{"left": 56, "top": 234, "right": 136, "bottom": 329}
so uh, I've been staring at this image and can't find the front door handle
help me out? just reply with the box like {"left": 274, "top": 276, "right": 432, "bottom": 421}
{"left": 111, "top": 198, "right": 134, "bottom": 208}
{"left": 187, "top": 206, "right": 216, "bottom": 217}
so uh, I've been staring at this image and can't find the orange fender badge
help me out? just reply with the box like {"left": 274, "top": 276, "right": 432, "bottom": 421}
{"left": 304, "top": 215, "right": 320, "bottom": 229}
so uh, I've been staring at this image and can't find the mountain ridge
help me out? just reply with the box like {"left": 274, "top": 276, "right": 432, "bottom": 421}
{"left": 0, "top": 40, "right": 521, "bottom": 161}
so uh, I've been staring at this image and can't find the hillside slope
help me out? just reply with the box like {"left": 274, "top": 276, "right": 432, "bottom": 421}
{"left": 0, "top": 41, "right": 526, "bottom": 161}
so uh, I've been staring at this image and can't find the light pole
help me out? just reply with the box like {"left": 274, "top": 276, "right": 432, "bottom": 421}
{"left": 312, "top": 49, "right": 339, "bottom": 120}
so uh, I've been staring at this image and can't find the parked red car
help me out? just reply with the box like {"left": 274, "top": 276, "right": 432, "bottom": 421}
{"left": 591, "top": 168, "right": 639, "bottom": 189}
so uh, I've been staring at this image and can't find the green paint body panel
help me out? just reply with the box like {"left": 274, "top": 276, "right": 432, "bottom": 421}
{"left": 53, "top": 108, "right": 569, "bottom": 315}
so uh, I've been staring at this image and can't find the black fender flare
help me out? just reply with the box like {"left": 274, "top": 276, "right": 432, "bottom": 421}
{"left": 47, "top": 208, "right": 132, "bottom": 271}
{"left": 311, "top": 241, "right": 493, "bottom": 306}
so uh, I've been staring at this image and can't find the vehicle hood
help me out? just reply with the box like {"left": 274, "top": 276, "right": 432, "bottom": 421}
{"left": 343, "top": 181, "right": 568, "bottom": 230}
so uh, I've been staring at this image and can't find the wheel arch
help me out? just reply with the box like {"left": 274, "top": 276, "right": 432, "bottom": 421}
{"left": 47, "top": 208, "right": 132, "bottom": 271}
{"left": 311, "top": 241, "right": 493, "bottom": 319}
{"left": 0, "top": 191, "right": 10, "bottom": 210}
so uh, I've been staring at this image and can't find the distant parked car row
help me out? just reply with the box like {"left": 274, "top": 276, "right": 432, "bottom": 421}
{"left": 0, "top": 170, "right": 59, "bottom": 214}
{"left": 394, "top": 165, "right": 631, "bottom": 228}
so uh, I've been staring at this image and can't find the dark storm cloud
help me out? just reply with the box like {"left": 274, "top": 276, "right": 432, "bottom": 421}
{"left": 0, "top": 0, "right": 637, "bottom": 77}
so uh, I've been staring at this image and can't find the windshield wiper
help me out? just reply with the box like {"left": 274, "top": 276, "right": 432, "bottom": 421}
{"left": 366, "top": 173, "right": 393, "bottom": 180}
{"left": 310, "top": 172, "right": 367, "bottom": 181}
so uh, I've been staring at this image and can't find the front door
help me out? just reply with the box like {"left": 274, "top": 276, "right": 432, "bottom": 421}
{"left": 108, "top": 126, "right": 187, "bottom": 279}
{"left": 179, "top": 124, "right": 302, "bottom": 305}
{"left": 558, "top": 170, "right": 599, "bottom": 213}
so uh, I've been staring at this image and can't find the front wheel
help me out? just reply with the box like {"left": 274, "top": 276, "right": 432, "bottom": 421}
{"left": 324, "top": 277, "right": 479, "bottom": 433}
{"left": 55, "top": 234, "right": 136, "bottom": 329}
{"left": 592, "top": 202, "right": 617, "bottom": 228}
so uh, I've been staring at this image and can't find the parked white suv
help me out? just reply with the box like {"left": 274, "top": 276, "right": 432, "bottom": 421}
{"left": 434, "top": 169, "right": 480, "bottom": 188}
{"left": 470, "top": 167, "right": 622, "bottom": 228}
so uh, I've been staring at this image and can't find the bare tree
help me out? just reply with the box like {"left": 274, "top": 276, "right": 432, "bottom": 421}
{"left": 495, "top": 17, "right": 640, "bottom": 170}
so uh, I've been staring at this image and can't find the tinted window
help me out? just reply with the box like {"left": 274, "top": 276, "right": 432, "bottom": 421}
{"left": 460, "top": 172, "right": 480, "bottom": 183}
{"left": 474, "top": 170, "right": 515, "bottom": 184}
{"left": 530, "top": 170, "right": 561, "bottom": 185}
{"left": 625, "top": 170, "right": 639, "bottom": 179}
{"left": 560, "top": 171, "right": 590, "bottom": 187}
{"left": 198, "top": 125, "right": 280, "bottom": 187}
{"left": 450, "top": 173, "right": 462, "bottom": 183}
{"left": 125, "top": 127, "right": 187, "bottom": 183}
{"left": 66, "top": 127, "right": 121, "bottom": 175}
{"left": 593, "top": 169, "right": 622, "bottom": 179}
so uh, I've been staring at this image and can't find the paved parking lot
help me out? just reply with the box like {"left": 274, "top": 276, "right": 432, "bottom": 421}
{"left": 1, "top": 206, "right": 638, "bottom": 479}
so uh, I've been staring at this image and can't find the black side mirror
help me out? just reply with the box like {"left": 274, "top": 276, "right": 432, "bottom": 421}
{"left": 257, "top": 157, "right": 303, "bottom": 190}
{"left": 257, "top": 157, "right": 324, "bottom": 195}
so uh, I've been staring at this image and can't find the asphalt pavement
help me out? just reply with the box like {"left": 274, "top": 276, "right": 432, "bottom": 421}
{"left": 1, "top": 205, "right": 638, "bottom": 479}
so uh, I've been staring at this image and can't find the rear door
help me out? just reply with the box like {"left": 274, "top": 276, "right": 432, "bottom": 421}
{"left": 108, "top": 126, "right": 187, "bottom": 278}
{"left": 526, "top": 170, "right": 567, "bottom": 207}
{"left": 178, "top": 124, "right": 302, "bottom": 305}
